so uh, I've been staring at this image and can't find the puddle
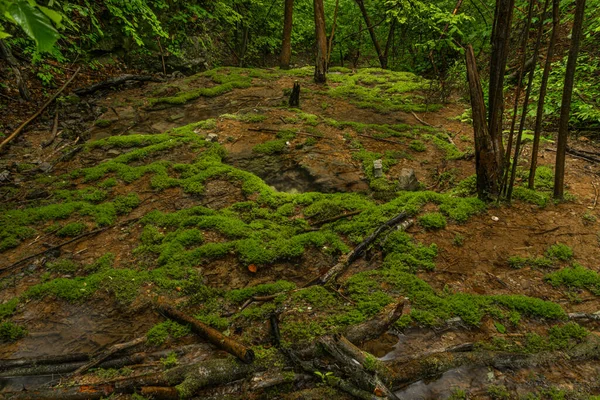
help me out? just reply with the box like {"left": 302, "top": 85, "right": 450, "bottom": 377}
{"left": 394, "top": 365, "right": 491, "bottom": 399}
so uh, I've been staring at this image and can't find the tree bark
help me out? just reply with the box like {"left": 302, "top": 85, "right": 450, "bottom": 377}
{"left": 314, "top": 0, "right": 328, "bottom": 83}
{"left": 289, "top": 81, "right": 300, "bottom": 107}
{"left": 487, "top": 0, "right": 515, "bottom": 180}
{"left": 156, "top": 301, "right": 255, "bottom": 363}
{"left": 354, "top": 0, "right": 386, "bottom": 69}
{"left": 529, "top": 0, "right": 560, "bottom": 189}
{"left": 506, "top": 0, "right": 550, "bottom": 201}
{"left": 280, "top": 0, "right": 294, "bottom": 69}
{"left": 554, "top": 0, "right": 586, "bottom": 199}
{"left": 0, "top": 39, "right": 31, "bottom": 101}
{"left": 327, "top": 0, "right": 340, "bottom": 65}
{"left": 466, "top": 45, "right": 502, "bottom": 199}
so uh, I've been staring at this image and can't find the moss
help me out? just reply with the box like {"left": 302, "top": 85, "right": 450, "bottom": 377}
{"left": 508, "top": 255, "right": 553, "bottom": 269}
{"left": 0, "top": 321, "right": 27, "bottom": 342}
{"left": 147, "top": 320, "right": 191, "bottom": 346}
{"left": 292, "top": 286, "right": 339, "bottom": 309}
{"left": 161, "top": 352, "right": 178, "bottom": 369}
{"left": 418, "top": 212, "right": 447, "bottom": 230}
{"left": 545, "top": 264, "right": 600, "bottom": 295}
{"left": 47, "top": 258, "right": 79, "bottom": 273}
{"left": 546, "top": 243, "right": 574, "bottom": 261}
{"left": 94, "top": 119, "right": 113, "bottom": 128}
{"left": 56, "top": 222, "right": 87, "bottom": 237}
{"left": 512, "top": 186, "right": 550, "bottom": 207}
{"left": 0, "top": 298, "right": 19, "bottom": 319}
{"left": 252, "top": 139, "right": 288, "bottom": 155}
{"left": 409, "top": 140, "right": 426, "bottom": 152}
{"left": 226, "top": 280, "right": 296, "bottom": 303}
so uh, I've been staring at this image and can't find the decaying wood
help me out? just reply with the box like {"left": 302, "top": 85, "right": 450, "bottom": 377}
{"left": 73, "top": 75, "right": 163, "bottom": 96}
{"left": 157, "top": 301, "right": 255, "bottom": 363}
{"left": 0, "top": 67, "right": 81, "bottom": 153}
{"left": 345, "top": 300, "right": 406, "bottom": 345}
{"left": 313, "top": 212, "right": 408, "bottom": 286}
{"left": 566, "top": 146, "right": 600, "bottom": 163}
{"left": 223, "top": 294, "right": 279, "bottom": 317}
{"left": 289, "top": 81, "right": 300, "bottom": 107}
{"left": 72, "top": 336, "right": 147, "bottom": 376}
{"left": 310, "top": 210, "right": 362, "bottom": 226}
{"left": 319, "top": 335, "right": 399, "bottom": 400}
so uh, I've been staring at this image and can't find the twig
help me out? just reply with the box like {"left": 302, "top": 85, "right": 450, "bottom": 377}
{"left": 0, "top": 67, "right": 81, "bottom": 152}
{"left": 248, "top": 127, "right": 326, "bottom": 139}
{"left": 156, "top": 36, "right": 167, "bottom": 76}
{"left": 411, "top": 111, "right": 435, "bottom": 128}
{"left": 0, "top": 217, "right": 141, "bottom": 274}
{"left": 486, "top": 271, "right": 509, "bottom": 288}
{"left": 533, "top": 226, "right": 561, "bottom": 235}
{"left": 71, "top": 336, "right": 147, "bottom": 376}
{"left": 591, "top": 180, "right": 599, "bottom": 209}
{"left": 357, "top": 134, "right": 404, "bottom": 145}
{"left": 310, "top": 210, "right": 362, "bottom": 226}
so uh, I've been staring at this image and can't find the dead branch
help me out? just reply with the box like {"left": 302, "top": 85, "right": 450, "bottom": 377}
{"left": 345, "top": 300, "right": 406, "bottom": 345}
{"left": 0, "top": 217, "right": 141, "bottom": 275}
{"left": 73, "top": 75, "right": 163, "bottom": 96}
{"left": 312, "top": 212, "right": 408, "bottom": 286}
{"left": 411, "top": 111, "right": 436, "bottom": 128}
{"left": 248, "top": 127, "right": 326, "bottom": 139}
{"left": 72, "top": 336, "right": 147, "bottom": 376}
{"left": 311, "top": 210, "right": 362, "bottom": 226}
{"left": 0, "top": 67, "right": 81, "bottom": 153}
{"left": 357, "top": 133, "right": 405, "bottom": 145}
{"left": 156, "top": 301, "right": 255, "bottom": 363}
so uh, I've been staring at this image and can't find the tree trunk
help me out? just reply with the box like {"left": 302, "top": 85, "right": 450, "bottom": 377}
{"left": 383, "top": 19, "right": 396, "bottom": 64}
{"left": 554, "top": 0, "right": 586, "bottom": 199}
{"left": 529, "top": 0, "right": 560, "bottom": 189}
{"left": 354, "top": 0, "right": 386, "bottom": 69}
{"left": 280, "top": 0, "right": 294, "bottom": 69}
{"left": 506, "top": 0, "right": 550, "bottom": 201}
{"left": 314, "top": 0, "right": 328, "bottom": 83}
{"left": 487, "top": 0, "right": 515, "bottom": 179}
{"left": 289, "top": 81, "right": 300, "bottom": 107}
{"left": 327, "top": 0, "right": 340, "bottom": 65}
{"left": 0, "top": 39, "right": 31, "bottom": 101}
{"left": 466, "top": 45, "right": 502, "bottom": 199}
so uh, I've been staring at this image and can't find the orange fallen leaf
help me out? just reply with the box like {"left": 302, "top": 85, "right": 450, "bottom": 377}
{"left": 373, "top": 387, "right": 384, "bottom": 397}
{"left": 248, "top": 264, "right": 257, "bottom": 273}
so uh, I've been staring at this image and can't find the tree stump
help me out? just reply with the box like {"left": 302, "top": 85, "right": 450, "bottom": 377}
{"left": 289, "top": 82, "right": 300, "bottom": 107}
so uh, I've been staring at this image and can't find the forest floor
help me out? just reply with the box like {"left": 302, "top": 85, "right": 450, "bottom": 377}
{"left": 0, "top": 66, "right": 600, "bottom": 400}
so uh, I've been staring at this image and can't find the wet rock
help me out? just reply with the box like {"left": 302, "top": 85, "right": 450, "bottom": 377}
{"left": 373, "top": 159, "right": 383, "bottom": 178}
{"left": 397, "top": 168, "right": 419, "bottom": 191}
{"left": 107, "top": 149, "right": 122, "bottom": 156}
{"left": 168, "top": 113, "right": 185, "bottom": 122}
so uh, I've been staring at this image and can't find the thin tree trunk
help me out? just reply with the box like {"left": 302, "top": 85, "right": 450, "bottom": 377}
{"left": 314, "top": 0, "right": 328, "bottom": 83}
{"left": 280, "top": 0, "right": 294, "bottom": 69}
{"left": 383, "top": 19, "right": 396, "bottom": 63}
{"left": 0, "top": 39, "right": 31, "bottom": 101}
{"left": 354, "top": 0, "right": 386, "bottom": 69}
{"left": 502, "top": 0, "right": 535, "bottom": 196}
{"left": 327, "top": 0, "right": 340, "bottom": 66}
{"left": 466, "top": 45, "right": 502, "bottom": 199}
{"left": 506, "top": 0, "right": 550, "bottom": 201}
{"left": 554, "top": 0, "right": 586, "bottom": 199}
{"left": 529, "top": 0, "right": 560, "bottom": 189}
{"left": 488, "top": 0, "right": 515, "bottom": 181}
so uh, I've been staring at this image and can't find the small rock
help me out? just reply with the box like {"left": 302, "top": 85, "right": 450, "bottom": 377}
{"left": 107, "top": 149, "right": 122, "bottom": 156}
{"left": 491, "top": 216, "right": 499, "bottom": 221}
{"left": 373, "top": 159, "right": 383, "bottom": 178}
{"left": 167, "top": 113, "right": 185, "bottom": 122}
{"left": 397, "top": 168, "right": 419, "bottom": 191}
{"left": 38, "top": 162, "right": 53, "bottom": 173}
{"left": 207, "top": 133, "right": 219, "bottom": 142}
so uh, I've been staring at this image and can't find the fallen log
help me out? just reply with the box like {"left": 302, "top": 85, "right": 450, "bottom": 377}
{"left": 311, "top": 211, "right": 408, "bottom": 286}
{"left": 72, "top": 336, "right": 147, "bottom": 376}
{"left": 73, "top": 75, "right": 163, "bottom": 96}
{"left": 345, "top": 300, "right": 406, "bottom": 345}
{"left": 156, "top": 302, "right": 255, "bottom": 363}
{"left": 319, "top": 335, "right": 398, "bottom": 400}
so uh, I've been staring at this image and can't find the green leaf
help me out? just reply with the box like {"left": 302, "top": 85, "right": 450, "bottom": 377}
{"left": 37, "top": 5, "right": 63, "bottom": 28}
{"left": 8, "top": 0, "right": 59, "bottom": 52}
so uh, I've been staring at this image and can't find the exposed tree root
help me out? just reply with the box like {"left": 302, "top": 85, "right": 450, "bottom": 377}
{"left": 73, "top": 75, "right": 163, "bottom": 96}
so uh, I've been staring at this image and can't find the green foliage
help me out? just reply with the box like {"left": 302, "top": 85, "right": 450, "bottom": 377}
{"left": 47, "top": 258, "right": 79, "bottom": 273}
{"left": 487, "top": 385, "right": 510, "bottom": 400}
{"left": 0, "top": 321, "right": 27, "bottom": 342}
{"left": 545, "top": 264, "right": 600, "bottom": 295}
{"left": 0, "top": 0, "right": 62, "bottom": 52}
{"left": 147, "top": 320, "right": 191, "bottom": 346}
{"left": 418, "top": 212, "right": 447, "bottom": 230}
{"left": 409, "top": 140, "right": 426, "bottom": 152}
{"left": 226, "top": 281, "right": 295, "bottom": 303}
{"left": 160, "top": 352, "right": 178, "bottom": 369}
{"left": 56, "top": 222, "right": 86, "bottom": 237}
{"left": 508, "top": 255, "right": 553, "bottom": 269}
{"left": 546, "top": 243, "right": 574, "bottom": 261}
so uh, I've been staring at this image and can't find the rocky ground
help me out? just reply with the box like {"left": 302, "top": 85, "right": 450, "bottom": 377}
{"left": 0, "top": 66, "right": 600, "bottom": 399}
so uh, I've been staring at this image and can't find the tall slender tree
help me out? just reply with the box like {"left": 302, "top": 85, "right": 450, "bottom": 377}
{"left": 280, "top": 0, "right": 295, "bottom": 69}
{"left": 314, "top": 0, "right": 328, "bottom": 83}
{"left": 487, "top": 0, "right": 516, "bottom": 190}
{"left": 354, "top": 0, "right": 387, "bottom": 69}
{"left": 554, "top": 0, "right": 587, "bottom": 199}
{"left": 529, "top": 0, "right": 560, "bottom": 189}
